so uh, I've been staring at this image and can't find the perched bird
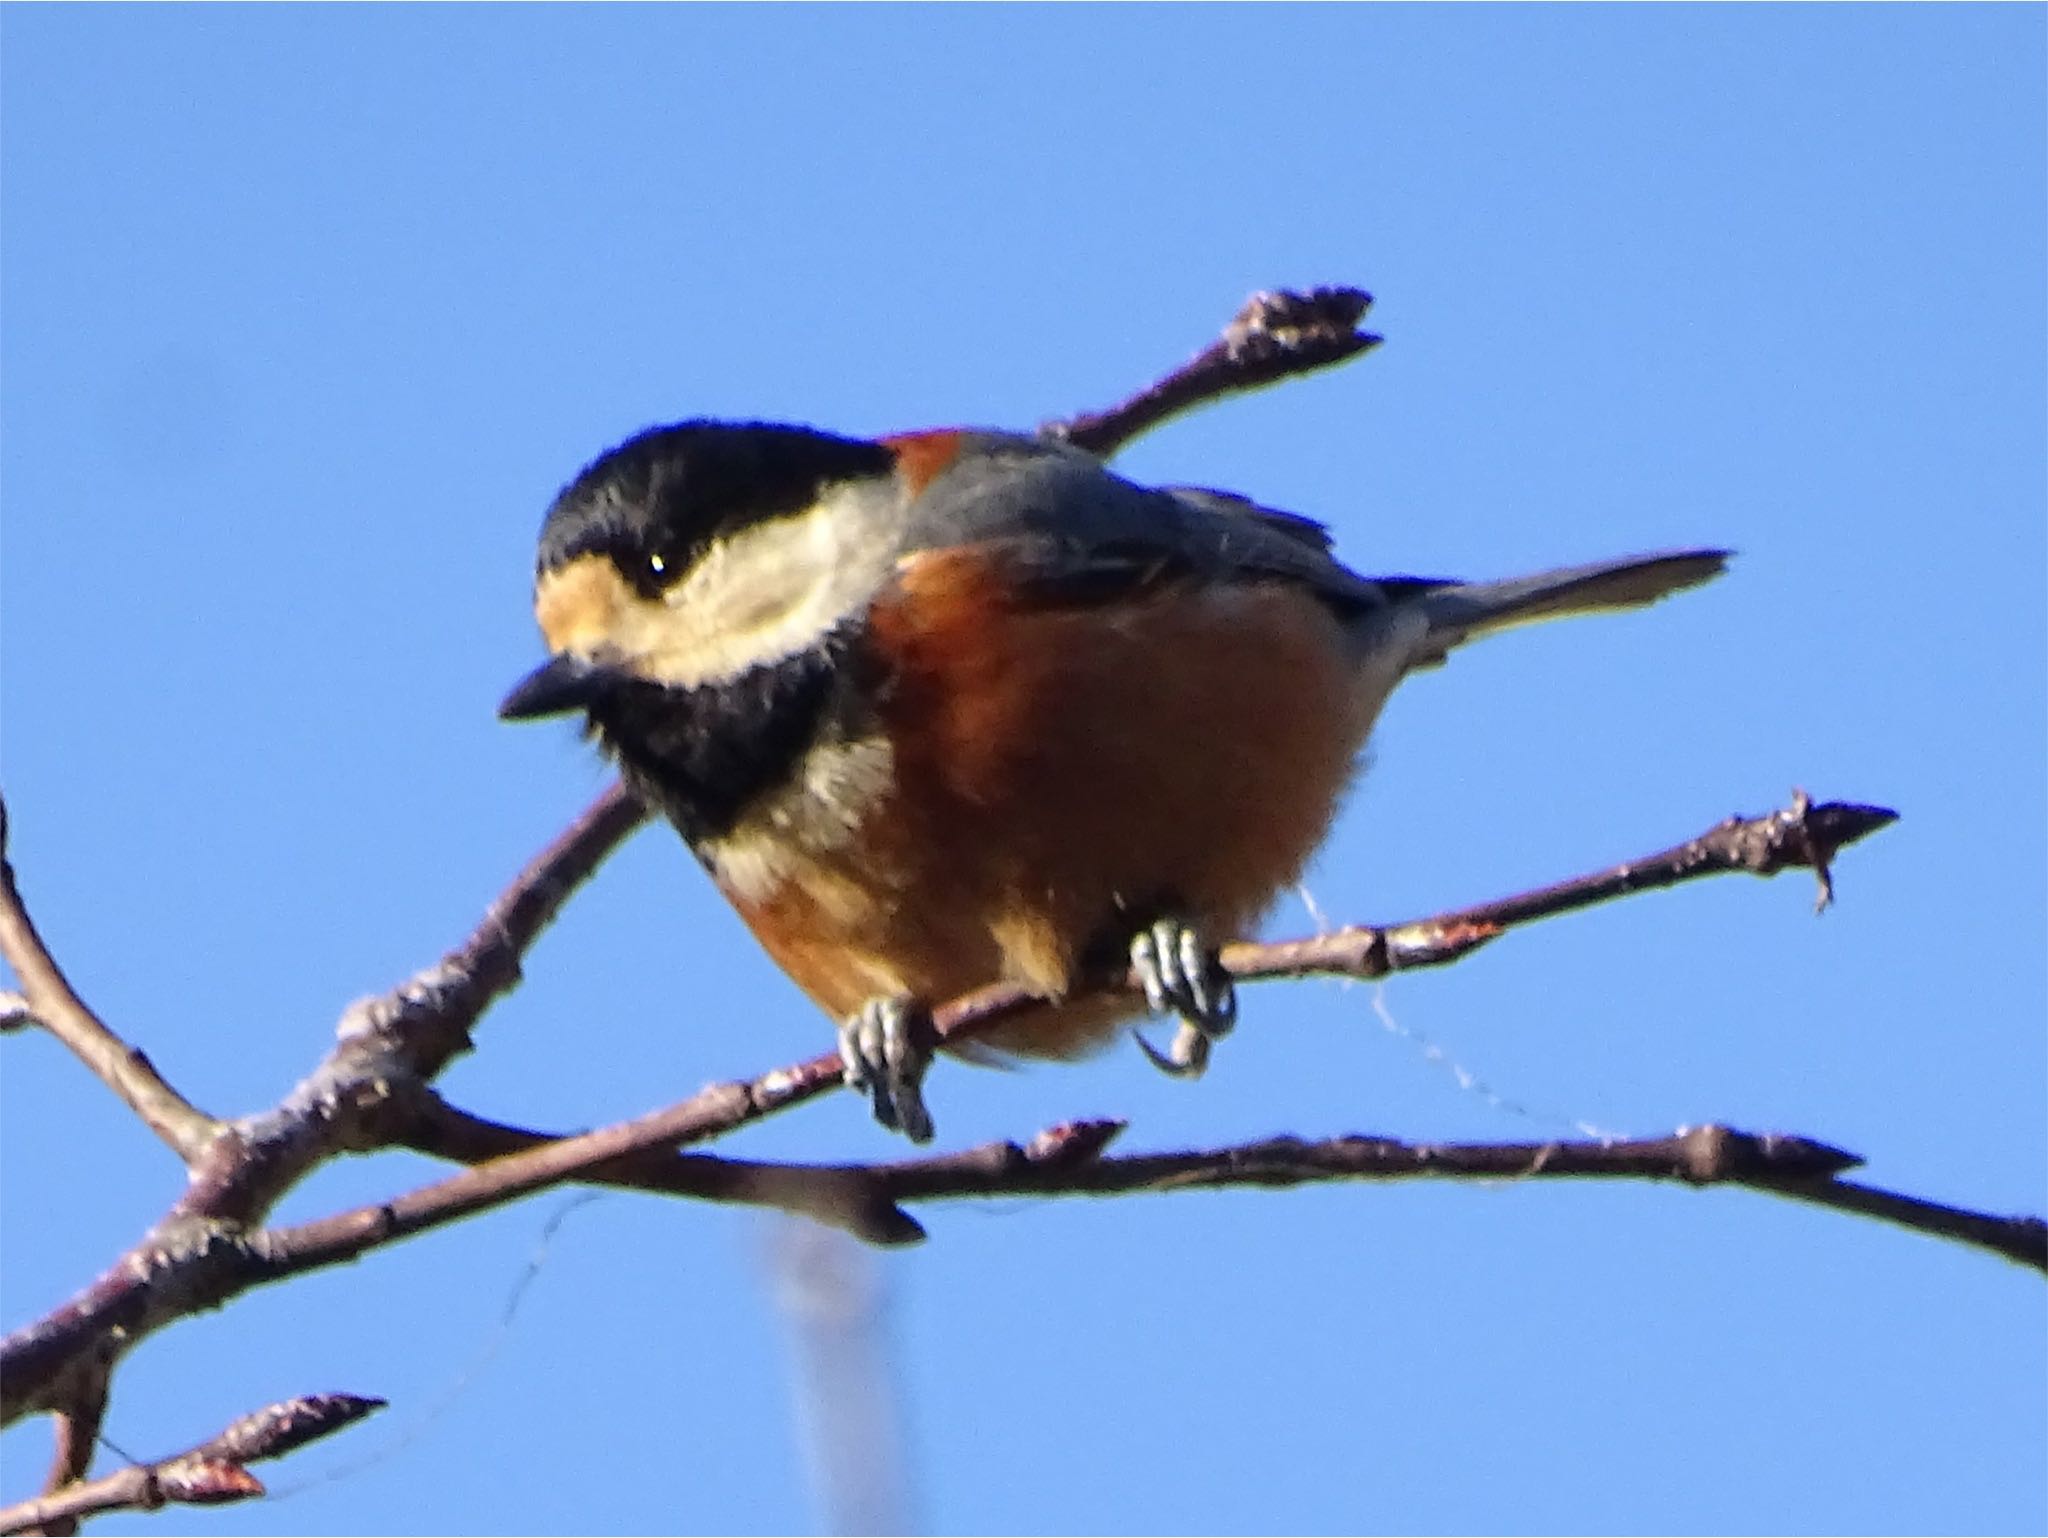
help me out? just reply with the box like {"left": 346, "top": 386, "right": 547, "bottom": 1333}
{"left": 501, "top": 421, "right": 1724, "bottom": 1140}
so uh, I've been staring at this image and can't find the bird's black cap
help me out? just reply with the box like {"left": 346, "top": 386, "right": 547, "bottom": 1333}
{"left": 536, "top": 420, "right": 894, "bottom": 586}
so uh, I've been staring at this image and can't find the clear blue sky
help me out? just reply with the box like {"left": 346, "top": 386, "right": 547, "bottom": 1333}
{"left": 3, "top": 7, "right": 2043, "bottom": 1534}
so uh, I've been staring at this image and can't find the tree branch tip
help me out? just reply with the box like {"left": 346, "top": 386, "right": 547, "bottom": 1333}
{"left": 1784, "top": 795, "right": 1896, "bottom": 913}
{"left": 1756, "top": 1133, "right": 1864, "bottom": 1180}
{"left": 1676, "top": 1124, "right": 1863, "bottom": 1182}
{"left": 1805, "top": 799, "right": 1899, "bottom": 843}
{"left": 1229, "top": 285, "right": 1379, "bottom": 347}
{"left": 1043, "top": 284, "right": 1386, "bottom": 456}
{"left": 206, "top": 1391, "right": 387, "bottom": 1463}
{"left": 0, "top": 1395, "right": 384, "bottom": 1533}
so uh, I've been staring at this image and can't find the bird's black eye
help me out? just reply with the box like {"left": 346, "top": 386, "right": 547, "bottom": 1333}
{"left": 623, "top": 544, "right": 683, "bottom": 599}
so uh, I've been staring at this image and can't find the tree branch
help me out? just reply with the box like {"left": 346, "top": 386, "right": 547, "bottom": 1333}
{"left": 249, "top": 791, "right": 1910, "bottom": 1273}
{"left": 0, "top": 796, "right": 219, "bottom": 1162}
{"left": 3, "top": 288, "right": 1991, "bottom": 1537}
{"left": 397, "top": 791, "right": 1898, "bottom": 1163}
{"left": 1, "top": 784, "right": 1918, "bottom": 1422}
{"left": 0, "top": 784, "right": 644, "bottom": 1424}
{"left": 862, "top": 1123, "right": 2046, "bottom": 1272}
{"left": 391, "top": 1094, "right": 932, "bottom": 1246}
{"left": 0, "top": 1394, "right": 383, "bottom": 1536}
{"left": 29, "top": 1368, "right": 107, "bottom": 1538}
{"left": 374, "top": 1110, "right": 2048, "bottom": 1272}
{"left": 3, "top": 287, "right": 1423, "bottom": 1426}
{"left": 1043, "top": 286, "right": 1382, "bottom": 458}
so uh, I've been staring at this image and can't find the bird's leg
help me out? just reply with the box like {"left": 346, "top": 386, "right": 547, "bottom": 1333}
{"left": 1128, "top": 913, "right": 1236, "bottom": 1080}
{"left": 838, "top": 993, "right": 936, "bottom": 1143}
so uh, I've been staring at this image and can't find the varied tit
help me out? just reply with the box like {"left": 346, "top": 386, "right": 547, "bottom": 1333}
{"left": 501, "top": 421, "right": 1726, "bottom": 1141}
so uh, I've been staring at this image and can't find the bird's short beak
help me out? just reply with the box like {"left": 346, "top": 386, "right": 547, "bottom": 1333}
{"left": 498, "top": 653, "right": 622, "bottom": 721}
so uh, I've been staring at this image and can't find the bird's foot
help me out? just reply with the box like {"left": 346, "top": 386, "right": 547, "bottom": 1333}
{"left": 838, "top": 994, "right": 936, "bottom": 1143}
{"left": 1129, "top": 914, "right": 1236, "bottom": 1080}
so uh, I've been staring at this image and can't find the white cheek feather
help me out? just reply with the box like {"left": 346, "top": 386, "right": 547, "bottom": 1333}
{"left": 637, "top": 481, "right": 902, "bottom": 688}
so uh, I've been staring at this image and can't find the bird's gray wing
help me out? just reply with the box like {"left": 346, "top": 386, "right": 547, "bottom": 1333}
{"left": 897, "top": 432, "right": 1442, "bottom": 613}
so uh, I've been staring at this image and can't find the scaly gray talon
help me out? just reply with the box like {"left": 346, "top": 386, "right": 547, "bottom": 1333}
{"left": 837, "top": 995, "right": 935, "bottom": 1143}
{"left": 1132, "top": 926, "right": 1171, "bottom": 1016}
{"left": 1129, "top": 914, "right": 1235, "bottom": 1079}
{"left": 1176, "top": 922, "right": 1236, "bottom": 1037}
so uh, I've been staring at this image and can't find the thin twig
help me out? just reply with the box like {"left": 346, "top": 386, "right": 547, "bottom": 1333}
{"left": 0, "top": 784, "right": 647, "bottom": 1424}
{"left": 31, "top": 1367, "right": 107, "bottom": 1538}
{"left": 1429, "top": 789, "right": 1896, "bottom": 928}
{"left": 388, "top": 1107, "right": 2048, "bottom": 1272}
{"left": 0, "top": 1394, "right": 383, "bottom": 1535}
{"left": 1044, "top": 286, "right": 1382, "bottom": 458}
{"left": 456, "top": 793, "right": 1896, "bottom": 1160}
{"left": 260, "top": 792, "right": 1907, "bottom": 1271}
{"left": 1756, "top": 1177, "right": 2048, "bottom": 1270}
{"left": 859, "top": 1122, "right": 2046, "bottom": 1273}
{"left": 0, "top": 795, "right": 1909, "bottom": 1425}
{"left": 393, "top": 1093, "right": 930, "bottom": 1245}
{"left": 0, "top": 796, "right": 219, "bottom": 1161}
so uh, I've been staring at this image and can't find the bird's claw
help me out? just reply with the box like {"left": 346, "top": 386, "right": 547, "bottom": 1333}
{"left": 838, "top": 994, "right": 936, "bottom": 1143}
{"left": 1130, "top": 915, "right": 1235, "bottom": 1080}
{"left": 1134, "top": 1018, "right": 1213, "bottom": 1079}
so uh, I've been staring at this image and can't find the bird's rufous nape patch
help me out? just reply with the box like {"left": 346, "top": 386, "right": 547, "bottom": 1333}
{"left": 881, "top": 429, "right": 969, "bottom": 498}
{"left": 533, "top": 552, "right": 643, "bottom": 656}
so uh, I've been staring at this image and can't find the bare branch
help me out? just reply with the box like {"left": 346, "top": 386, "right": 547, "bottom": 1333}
{"left": 427, "top": 792, "right": 1895, "bottom": 1160}
{"left": 30, "top": 1368, "right": 107, "bottom": 1538}
{"left": 0, "top": 1394, "right": 383, "bottom": 1535}
{"left": 381, "top": 1109, "right": 2048, "bottom": 1273}
{"left": 1043, "top": 286, "right": 1383, "bottom": 458}
{"left": 0, "top": 795, "right": 219, "bottom": 1161}
{"left": 866, "top": 1122, "right": 2048, "bottom": 1272}
{"left": 235, "top": 792, "right": 1916, "bottom": 1278}
{"left": 392, "top": 1093, "right": 931, "bottom": 1245}
{"left": 0, "top": 759, "right": 1917, "bottom": 1435}
{"left": 0, "top": 282, "right": 1988, "bottom": 1531}
{"left": 1, "top": 783, "right": 646, "bottom": 1423}
{"left": 1756, "top": 1178, "right": 2048, "bottom": 1271}
{"left": 191, "top": 1392, "right": 386, "bottom": 1465}
{"left": 1428, "top": 789, "right": 1898, "bottom": 930}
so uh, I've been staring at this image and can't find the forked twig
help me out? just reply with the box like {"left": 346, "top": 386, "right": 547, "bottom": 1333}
{"left": 0, "top": 1395, "right": 384, "bottom": 1535}
{"left": 265, "top": 793, "right": 1916, "bottom": 1262}
{"left": 0, "top": 800, "right": 218, "bottom": 1161}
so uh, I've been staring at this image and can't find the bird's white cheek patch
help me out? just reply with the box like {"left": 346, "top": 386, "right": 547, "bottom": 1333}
{"left": 531, "top": 481, "right": 905, "bottom": 688}
{"left": 643, "top": 489, "right": 903, "bottom": 689}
